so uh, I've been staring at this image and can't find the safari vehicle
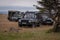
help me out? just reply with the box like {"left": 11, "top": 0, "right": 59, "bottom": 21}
{"left": 42, "top": 18, "right": 53, "bottom": 25}
{"left": 18, "top": 12, "right": 40, "bottom": 27}
{"left": 41, "top": 15, "right": 53, "bottom": 25}
{"left": 8, "top": 11, "right": 24, "bottom": 21}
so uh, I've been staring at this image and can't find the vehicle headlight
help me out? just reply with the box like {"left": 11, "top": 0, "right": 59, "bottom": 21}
{"left": 19, "top": 20, "right": 21, "bottom": 22}
{"left": 29, "top": 20, "right": 32, "bottom": 22}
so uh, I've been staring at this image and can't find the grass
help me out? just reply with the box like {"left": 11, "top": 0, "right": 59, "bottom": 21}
{"left": 0, "top": 29, "right": 60, "bottom": 40}
{"left": 0, "top": 14, "right": 60, "bottom": 40}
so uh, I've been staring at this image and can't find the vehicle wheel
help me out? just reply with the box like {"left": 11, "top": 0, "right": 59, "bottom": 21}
{"left": 8, "top": 18, "right": 9, "bottom": 20}
{"left": 15, "top": 20, "right": 18, "bottom": 22}
{"left": 20, "top": 25, "right": 22, "bottom": 27}
{"left": 28, "top": 24, "right": 32, "bottom": 28}
{"left": 8, "top": 18, "right": 12, "bottom": 21}
{"left": 36, "top": 24, "right": 40, "bottom": 27}
{"left": 18, "top": 24, "right": 22, "bottom": 27}
{"left": 49, "top": 23, "right": 53, "bottom": 25}
{"left": 36, "top": 23, "right": 40, "bottom": 27}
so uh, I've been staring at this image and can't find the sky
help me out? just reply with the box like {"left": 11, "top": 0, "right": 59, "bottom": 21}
{"left": 0, "top": 0, "right": 41, "bottom": 14}
{"left": 0, "top": 0, "right": 39, "bottom": 7}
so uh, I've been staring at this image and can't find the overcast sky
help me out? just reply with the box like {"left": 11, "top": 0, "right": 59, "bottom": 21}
{"left": 0, "top": 0, "right": 40, "bottom": 7}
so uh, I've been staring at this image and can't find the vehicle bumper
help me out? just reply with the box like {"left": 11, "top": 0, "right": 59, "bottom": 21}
{"left": 18, "top": 22, "right": 40, "bottom": 26}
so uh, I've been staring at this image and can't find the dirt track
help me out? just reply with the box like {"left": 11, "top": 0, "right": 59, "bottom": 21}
{"left": 0, "top": 14, "right": 53, "bottom": 32}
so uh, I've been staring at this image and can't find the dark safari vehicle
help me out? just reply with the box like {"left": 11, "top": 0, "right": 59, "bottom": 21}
{"left": 41, "top": 15, "right": 53, "bottom": 25}
{"left": 18, "top": 12, "right": 41, "bottom": 27}
{"left": 8, "top": 11, "right": 23, "bottom": 22}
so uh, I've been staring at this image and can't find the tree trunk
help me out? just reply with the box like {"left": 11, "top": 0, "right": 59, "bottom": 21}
{"left": 53, "top": 12, "right": 60, "bottom": 32}
{"left": 53, "top": 17, "right": 59, "bottom": 32}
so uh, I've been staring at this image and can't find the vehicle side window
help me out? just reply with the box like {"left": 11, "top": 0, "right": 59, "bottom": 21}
{"left": 24, "top": 13, "right": 36, "bottom": 19}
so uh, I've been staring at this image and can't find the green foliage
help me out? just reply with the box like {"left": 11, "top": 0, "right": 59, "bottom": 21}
{"left": 36, "top": 0, "right": 57, "bottom": 12}
{"left": 0, "top": 30, "right": 60, "bottom": 40}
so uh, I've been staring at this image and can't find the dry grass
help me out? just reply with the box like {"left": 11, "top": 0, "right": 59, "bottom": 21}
{"left": 0, "top": 14, "right": 18, "bottom": 31}
{"left": 0, "top": 14, "right": 53, "bottom": 32}
{"left": 0, "top": 14, "right": 60, "bottom": 40}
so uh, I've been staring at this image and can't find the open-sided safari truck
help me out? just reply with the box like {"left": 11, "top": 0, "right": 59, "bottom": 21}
{"left": 8, "top": 11, "right": 24, "bottom": 22}
{"left": 18, "top": 11, "right": 41, "bottom": 27}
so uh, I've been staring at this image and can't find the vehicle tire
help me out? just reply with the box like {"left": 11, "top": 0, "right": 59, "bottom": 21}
{"left": 8, "top": 18, "right": 11, "bottom": 21}
{"left": 18, "top": 23, "right": 22, "bottom": 27}
{"left": 36, "top": 24, "right": 40, "bottom": 27}
{"left": 36, "top": 23, "right": 40, "bottom": 27}
{"left": 49, "top": 23, "right": 53, "bottom": 25}
{"left": 20, "top": 25, "right": 22, "bottom": 27}
{"left": 15, "top": 20, "right": 18, "bottom": 22}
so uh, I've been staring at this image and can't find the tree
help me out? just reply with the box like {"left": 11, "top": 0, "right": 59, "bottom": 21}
{"left": 35, "top": 0, "right": 60, "bottom": 32}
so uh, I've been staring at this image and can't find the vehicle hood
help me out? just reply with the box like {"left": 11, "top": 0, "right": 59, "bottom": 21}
{"left": 20, "top": 18, "right": 36, "bottom": 20}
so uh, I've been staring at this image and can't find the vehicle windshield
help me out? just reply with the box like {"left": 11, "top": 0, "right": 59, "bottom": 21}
{"left": 24, "top": 14, "right": 36, "bottom": 19}
{"left": 13, "top": 13, "right": 23, "bottom": 18}
{"left": 13, "top": 13, "right": 19, "bottom": 17}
